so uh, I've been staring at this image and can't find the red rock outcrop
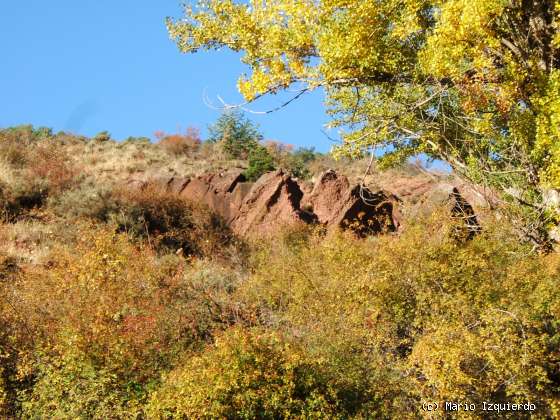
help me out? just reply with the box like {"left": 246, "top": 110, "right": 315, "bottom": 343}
{"left": 166, "top": 177, "right": 191, "bottom": 194}
{"left": 129, "top": 168, "right": 405, "bottom": 239}
{"left": 180, "top": 177, "right": 213, "bottom": 202}
{"left": 208, "top": 171, "right": 246, "bottom": 195}
{"left": 304, "top": 169, "right": 350, "bottom": 224}
{"left": 179, "top": 170, "right": 246, "bottom": 221}
{"left": 149, "top": 176, "right": 191, "bottom": 194}
{"left": 228, "top": 182, "right": 254, "bottom": 223}
{"left": 304, "top": 170, "right": 401, "bottom": 236}
{"left": 230, "top": 169, "right": 316, "bottom": 237}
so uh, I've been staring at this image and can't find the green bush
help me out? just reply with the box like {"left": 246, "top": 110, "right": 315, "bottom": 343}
{"left": 287, "top": 147, "right": 318, "bottom": 179}
{"left": 21, "top": 342, "right": 143, "bottom": 419}
{"left": 208, "top": 111, "right": 262, "bottom": 159}
{"left": 264, "top": 143, "right": 318, "bottom": 180}
{"left": 243, "top": 145, "right": 276, "bottom": 181}
{"left": 93, "top": 131, "right": 112, "bottom": 142}
{"left": 0, "top": 125, "right": 53, "bottom": 143}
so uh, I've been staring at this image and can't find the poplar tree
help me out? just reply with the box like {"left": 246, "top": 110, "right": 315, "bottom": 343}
{"left": 168, "top": 0, "right": 560, "bottom": 247}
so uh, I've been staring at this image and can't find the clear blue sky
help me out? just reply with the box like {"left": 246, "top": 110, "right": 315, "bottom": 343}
{"left": 0, "top": 1, "right": 332, "bottom": 151}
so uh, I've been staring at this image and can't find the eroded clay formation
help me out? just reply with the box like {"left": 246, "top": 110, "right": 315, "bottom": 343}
{"left": 128, "top": 168, "right": 476, "bottom": 238}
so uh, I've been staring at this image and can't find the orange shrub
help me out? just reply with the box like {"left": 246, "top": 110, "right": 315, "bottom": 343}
{"left": 26, "top": 143, "right": 79, "bottom": 193}
{"left": 157, "top": 127, "right": 201, "bottom": 156}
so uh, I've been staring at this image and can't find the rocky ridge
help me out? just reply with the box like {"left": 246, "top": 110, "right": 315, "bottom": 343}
{"left": 128, "top": 168, "right": 477, "bottom": 238}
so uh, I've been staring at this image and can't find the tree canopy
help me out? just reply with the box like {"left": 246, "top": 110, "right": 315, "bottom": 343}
{"left": 168, "top": 0, "right": 560, "bottom": 246}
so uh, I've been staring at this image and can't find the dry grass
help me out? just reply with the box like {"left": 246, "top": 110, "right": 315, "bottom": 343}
{"left": 0, "top": 220, "right": 57, "bottom": 265}
{"left": 62, "top": 139, "right": 245, "bottom": 186}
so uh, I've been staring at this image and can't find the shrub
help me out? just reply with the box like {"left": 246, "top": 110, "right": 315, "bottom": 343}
{"left": 123, "top": 136, "right": 151, "bottom": 145}
{"left": 0, "top": 125, "right": 53, "bottom": 143}
{"left": 0, "top": 128, "right": 33, "bottom": 168}
{"left": 263, "top": 142, "right": 317, "bottom": 180}
{"left": 53, "top": 132, "right": 88, "bottom": 146}
{"left": 148, "top": 328, "right": 345, "bottom": 418}
{"left": 286, "top": 147, "right": 317, "bottom": 179}
{"left": 0, "top": 254, "right": 19, "bottom": 281}
{"left": 93, "top": 131, "right": 111, "bottom": 142}
{"left": 208, "top": 111, "right": 262, "bottom": 159}
{"left": 243, "top": 145, "right": 276, "bottom": 181}
{"left": 235, "top": 213, "right": 560, "bottom": 418}
{"left": 0, "top": 314, "right": 21, "bottom": 417}
{"left": 0, "top": 129, "right": 79, "bottom": 221}
{"left": 157, "top": 127, "right": 201, "bottom": 156}
{"left": 32, "top": 127, "right": 53, "bottom": 139}
{"left": 0, "top": 180, "right": 48, "bottom": 222}
{"left": 5, "top": 227, "right": 243, "bottom": 417}
{"left": 47, "top": 182, "right": 115, "bottom": 220}
{"left": 49, "top": 182, "right": 245, "bottom": 260}
{"left": 21, "top": 344, "right": 142, "bottom": 419}
{"left": 26, "top": 143, "right": 79, "bottom": 194}
{"left": 108, "top": 184, "right": 237, "bottom": 258}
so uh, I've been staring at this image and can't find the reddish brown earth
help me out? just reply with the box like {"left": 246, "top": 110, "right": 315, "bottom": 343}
{"left": 228, "top": 182, "right": 255, "bottom": 223}
{"left": 230, "top": 169, "right": 315, "bottom": 236}
{"left": 177, "top": 170, "right": 247, "bottom": 222}
{"left": 127, "top": 168, "right": 479, "bottom": 238}
{"left": 303, "top": 169, "right": 350, "bottom": 224}
{"left": 304, "top": 170, "right": 401, "bottom": 236}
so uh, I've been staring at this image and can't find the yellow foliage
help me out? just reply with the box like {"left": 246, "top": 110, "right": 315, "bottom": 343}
{"left": 235, "top": 214, "right": 560, "bottom": 417}
{"left": 168, "top": 0, "right": 560, "bottom": 244}
{"left": 1, "top": 212, "right": 560, "bottom": 417}
{"left": 148, "top": 328, "right": 341, "bottom": 419}
{"left": 2, "top": 225, "right": 244, "bottom": 417}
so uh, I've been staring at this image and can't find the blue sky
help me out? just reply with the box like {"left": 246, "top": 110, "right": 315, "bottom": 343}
{"left": 0, "top": 1, "right": 331, "bottom": 151}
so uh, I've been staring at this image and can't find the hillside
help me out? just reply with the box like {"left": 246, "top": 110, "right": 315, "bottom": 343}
{"left": 0, "top": 125, "right": 489, "bottom": 266}
{"left": 0, "top": 125, "right": 558, "bottom": 418}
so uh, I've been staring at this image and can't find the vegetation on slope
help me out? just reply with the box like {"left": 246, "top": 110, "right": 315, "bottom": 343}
{"left": 0, "top": 125, "right": 558, "bottom": 418}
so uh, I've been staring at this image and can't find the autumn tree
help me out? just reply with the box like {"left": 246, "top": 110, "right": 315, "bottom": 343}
{"left": 168, "top": 0, "right": 560, "bottom": 247}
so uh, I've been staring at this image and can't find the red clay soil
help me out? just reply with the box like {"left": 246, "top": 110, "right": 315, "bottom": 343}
{"left": 126, "top": 168, "right": 482, "bottom": 239}
{"left": 304, "top": 169, "right": 350, "bottom": 224}
{"left": 305, "top": 169, "right": 401, "bottom": 236}
{"left": 229, "top": 169, "right": 316, "bottom": 237}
